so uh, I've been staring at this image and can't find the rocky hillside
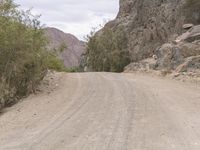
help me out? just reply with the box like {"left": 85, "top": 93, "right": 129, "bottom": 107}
{"left": 45, "top": 27, "right": 85, "bottom": 67}
{"left": 106, "top": 0, "right": 199, "bottom": 62}
{"left": 88, "top": 0, "right": 200, "bottom": 77}
{"left": 118, "top": 0, "right": 200, "bottom": 80}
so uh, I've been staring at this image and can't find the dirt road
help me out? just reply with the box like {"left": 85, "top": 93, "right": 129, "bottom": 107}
{"left": 0, "top": 72, "right": 200, "bottom": 150}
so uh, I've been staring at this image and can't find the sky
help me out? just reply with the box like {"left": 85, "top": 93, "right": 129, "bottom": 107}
{"left": 15, "top": 0, "right": 119, "bottom": 40}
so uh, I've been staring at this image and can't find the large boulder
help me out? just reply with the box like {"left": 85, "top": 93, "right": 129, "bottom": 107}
{"left": 155, "top": 43, "right": 184, "bottom": 70}
{"left": 124, "top": 58, "right": 156, "bottom": 72}
{"left": 176, "top": 55, "right": 200, "bottom": 72}
{"left": 155, "top": 25, "right": 200, "bottom": 72}
{"left": 177, "top": 40, "right": 200, "bottom": 57}
{"left": 155, "top": 24, "right": 200, "bottom": 71}
{"left": 155, "top": 41, "right": 200, "bottom": 70}
{"left": 176, "top": 25, "right": 200, "bottom": 42}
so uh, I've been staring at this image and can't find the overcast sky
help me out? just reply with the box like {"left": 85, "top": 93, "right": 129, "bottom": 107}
{"left": 15, "top": 0, "right": 119, "bottom": 40}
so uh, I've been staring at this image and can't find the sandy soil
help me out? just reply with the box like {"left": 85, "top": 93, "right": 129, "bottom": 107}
{"left": 0, "top": 72, "right": 200, "bottom": 150}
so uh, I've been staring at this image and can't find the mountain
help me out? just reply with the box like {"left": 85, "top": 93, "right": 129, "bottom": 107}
{"left": 86, "top": 0, "right": 200, "bottom": 75}
{"left": 44, "top": 27, "right": 85, "bottom": 67}
{"left": 105, "top": 0, "right": 197, "bottom": 62}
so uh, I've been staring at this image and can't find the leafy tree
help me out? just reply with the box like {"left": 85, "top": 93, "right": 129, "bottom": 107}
{"left": 85, "top": 27, "right": 130, "bottom": 72}
{"left": 0, "top": 0, "right": 66, "bottom": 108}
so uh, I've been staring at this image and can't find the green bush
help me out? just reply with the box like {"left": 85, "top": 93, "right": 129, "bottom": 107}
{"left": 65, "top": 67, "right": 81, "bottom": 72}
{"left": 85, "top": 27, "right": 130, "bottom": 72}
{"left": 0, "top": 0, "right": 66, "bottom": 108}
{"left": 44, "top": 53, "right": 66, "bottom": 72}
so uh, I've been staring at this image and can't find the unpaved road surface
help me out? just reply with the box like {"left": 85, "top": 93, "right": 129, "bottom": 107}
{"left": 1, "top": 72, "right": 200, "bottom": 150}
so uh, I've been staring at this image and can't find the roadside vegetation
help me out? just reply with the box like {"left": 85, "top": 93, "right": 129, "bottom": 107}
{"left": 0, "top": 0, "right": 66, "bottom": 108}
{"left": 85, "top": 27, "right": 130, "bottom": 72}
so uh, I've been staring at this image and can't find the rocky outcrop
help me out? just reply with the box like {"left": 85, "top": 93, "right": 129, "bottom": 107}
{"left": 176, "top": 25, "right": 200, "bottom": 42}
{"left": 155, "top": 43, "right": 184, "bottom": 70}
{"left": 125, "top": 24, "right": 200, "bottom": 81}
{"left": 124, "top": 58, "right": 156, "bottom": 72}
{"left": 102, "top": 0, "right": 200, "bottom": 63}
{"left": 45, "top": 27, "right": 85, "bottom": 67}
{"left": 89, "top": 0, "right": 200, "bottom": 79}
{"left": 100, "top": 0, "right": 200, "bottom": 77}
{"left": 176, "top": 55, "right": 200, "bottom": 72}
{"left": 155, "top": 25, "right": 200, "bottom": 71}
{"left": 104, "top": 0, "right": 193, "bottom": 62}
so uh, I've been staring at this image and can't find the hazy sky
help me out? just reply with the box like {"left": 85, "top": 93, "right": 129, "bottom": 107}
{"left": 15, "top": 0, "right": 119, "bottom": 40}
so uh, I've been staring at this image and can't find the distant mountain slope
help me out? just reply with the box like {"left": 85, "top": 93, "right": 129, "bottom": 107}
{"left": 44, "top": 27, "right": 85, "bottom": 67}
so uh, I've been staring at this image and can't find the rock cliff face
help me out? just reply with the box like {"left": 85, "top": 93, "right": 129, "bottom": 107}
{"left": 155, "top": 25, "right": 200, "bottom": 71}
{"left": 105, "top": 0, "right": 198, "bottom": 62}
{"left": 45, "top": 27, "right": 85, "bottom": 67}
{"left": 99, "top": 0, "right": 200, "bottom": 79}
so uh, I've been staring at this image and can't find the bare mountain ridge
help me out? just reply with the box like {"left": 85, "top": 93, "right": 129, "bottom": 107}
{"left": 45, "top": 27, "right": 85, "bottom": 67}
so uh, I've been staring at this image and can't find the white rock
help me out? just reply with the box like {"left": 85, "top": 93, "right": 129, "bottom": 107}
{"left": 183, "top": 24, "right": 194, "bottom": 29}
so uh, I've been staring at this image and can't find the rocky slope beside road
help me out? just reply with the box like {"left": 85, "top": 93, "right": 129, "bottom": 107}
{"left": 155, "top": 25, "right": 200, "bottom": 72}
{"left": 125, "top": 24, "right": 200, "bottom": 82}
{"left": 105, "top": 0, "right": 189, "bottom": 62}
{"left": 45, "top": 27, "right": 85, "bottom": 67}
{"left": 99, "top": 0, "right": 200, "bottom": 80}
